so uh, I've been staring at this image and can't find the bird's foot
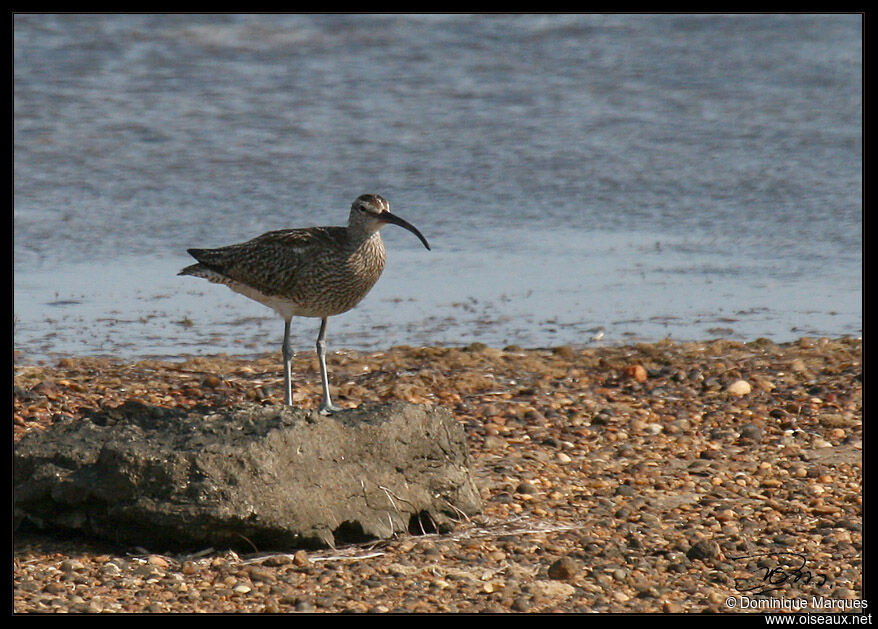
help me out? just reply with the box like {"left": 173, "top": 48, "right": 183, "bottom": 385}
{"left": 318, "top": 401, "right": 343, "bottom": 415}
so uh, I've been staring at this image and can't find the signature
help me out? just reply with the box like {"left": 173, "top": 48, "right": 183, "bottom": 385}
{"left": 728, "top": 552, "right": 829, "bottom": 595}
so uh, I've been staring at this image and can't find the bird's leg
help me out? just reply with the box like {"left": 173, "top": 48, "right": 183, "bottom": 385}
{"left": 316, "top": 317, "right": 342, "bottom": 414}
{"left": 282, "top": 318, "right": 293, "bottom": 406}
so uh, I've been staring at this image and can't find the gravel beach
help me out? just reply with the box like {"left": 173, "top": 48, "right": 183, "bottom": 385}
{"left": 13, "top": 337, "right": 862, "bottom": 614}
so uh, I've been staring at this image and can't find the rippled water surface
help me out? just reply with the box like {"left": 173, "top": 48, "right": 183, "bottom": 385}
{"left": 14, "top": 14, "right": 862, "bottom": 360}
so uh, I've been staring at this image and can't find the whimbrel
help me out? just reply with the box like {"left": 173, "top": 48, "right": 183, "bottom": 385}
{"left": 178, "top": 194, "right": 430, "bottom": 413}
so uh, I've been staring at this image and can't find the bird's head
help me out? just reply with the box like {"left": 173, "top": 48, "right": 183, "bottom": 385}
{"left": 349, "top": 194, "right": 431, "bottom": 250}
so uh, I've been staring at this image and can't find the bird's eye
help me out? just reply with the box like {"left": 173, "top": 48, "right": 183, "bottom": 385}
{"left": 357, "top": 205, "right": 367, "bottom": 213}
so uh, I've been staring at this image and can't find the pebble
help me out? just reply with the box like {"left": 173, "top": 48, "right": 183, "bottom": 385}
{"left": 739, "top": 422, "right": 764, "bottom": 442}
{"left": 547, "top": 556, "right": 578, "bottom": 580}
{"left": 527, "top": 580, "right": 576, "bottom": 601}
{"left": 726, "top": 380, "right": 751, "bottom": 396}
{"left": 202, "top": 375, "right": 223, "bottom": 389}
{"left": 625, "top": 365, "right": 648, "bottom": 383}
{"left": 292, "top": 550, "right": 310, "bottom": 567}
{"left": 515, "top": 481, "right": 539, "bottom": 495}
{"left": 714, "top": 509, "right": 735, "bottom": 522}
{"left": 615, "top": 484, "right": 635, "bottom": 497}
{"left": 60, "top": 559, "right": 85, "bottom": 573}
{"left": 686, "top": 540, "right": 721, "bottom": 561}
{"left": 295, "top": 600, "right": 315, "bottom": 612}
{"left": 512, "top": 597, "right": 532, "bottom": 612}
{"left": 12, "top": 338, "right": 861, "bottom": 614}
{"left": 828, "top": 428, "right": 846, "bottom": 440}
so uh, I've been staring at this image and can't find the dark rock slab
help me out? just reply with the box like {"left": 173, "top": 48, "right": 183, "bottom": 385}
{"left": 13, "top": 401, "right": 482, "bottom": 550}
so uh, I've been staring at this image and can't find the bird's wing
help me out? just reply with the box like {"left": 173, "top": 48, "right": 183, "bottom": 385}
{"left": 186, "top": 227, "right": 347, "bottom": 296}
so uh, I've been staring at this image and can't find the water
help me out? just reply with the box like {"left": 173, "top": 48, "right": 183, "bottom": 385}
{"left": 14, "top": 14, "right": 862, "bottom": 361}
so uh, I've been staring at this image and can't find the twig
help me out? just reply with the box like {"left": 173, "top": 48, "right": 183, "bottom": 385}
{"left": 377, "top": 485, "right": 417, "bottom": 511}
{"left": 239, "top": 551, "right": 386, "bottom": 566}
{"left": 236, "top": 533, "right": 259, "bottom": 554}
{"left": 180, "top": 547, "right": 215, "bottom": 561}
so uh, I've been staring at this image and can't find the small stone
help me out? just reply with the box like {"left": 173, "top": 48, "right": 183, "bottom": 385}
{"left": 773, "top": 534, "right": 796, "bottom": 546}
{"left": 715, "top": 508, "right": 735, "bottom": 522}
{"left": 839, "top": 518, "right": 862, "bottom": 532}
{"left": 246, "top": 566, "right": 277, "bottom": 583}
{"left": 60, "top": 559, "right": 86, "bottom": 573}
{"left": 636, "top": 585, "right": 660, "bottom": 598}
{"left": 263, "top": 598, "right": 282, "bottom": 613}
{"left": 615, "top": 484, "right": 635, "bottom": 497}
{"left": 512, "top": 597, "right": 532, "bottom": 612}
{"left": 527, "top": 580, "right": 576, "bottom": 601}
{"left": 202, "top": 375, "right": 223, "bottom": 388}
{"left": 790, "top": 357, "right": 810, "bottom": 372}
{"left": 625, "top": 365, "right": 648, "bottom": 383}
{"left": 18, "top": 580, "right": 40, "bottom": 592}
{"left": 43, "top": 582, "right": 67, "bottom": 594}
{"left": 292, "top": 550, "right": 310, "bottom": 567}
{"left": 262, "top": 554, "right": 293, "bottom": 567}
{"left": 552, "top": 345, "right": 576, "bottom": 359}
{"left": 515, "top": 481, "right": 539, "bottom": 495}
{"left": 726, "top": 380, "right": 751, "bottom": 396}
{"left": 707, "top": 590, "right": 726, "bottom": 605}
{"left": 739, "top": 423, "right": 764, "bottom": 442}
{"left": 547, "top": 556, "right": 578, "bottom": 580}
{"left": 100, "top": 562, "right": 122, "bottom": 576}
{"left": 181, "top": 561, "right": 198, "bottom": 575}
{"left": 686, "top": 539, "right": 721, "bottom": 561}
{"left": 295, "top": 599, "right": 315, "bottom": 612}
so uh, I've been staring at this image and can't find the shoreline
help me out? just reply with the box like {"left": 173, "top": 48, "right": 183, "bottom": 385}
{"left": 14, "top": 336, "right": 863, "bottom": 613}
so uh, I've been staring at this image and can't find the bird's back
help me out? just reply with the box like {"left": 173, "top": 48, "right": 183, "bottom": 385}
{"left": 179, "top": 225, "right": 387, "bottom": 318}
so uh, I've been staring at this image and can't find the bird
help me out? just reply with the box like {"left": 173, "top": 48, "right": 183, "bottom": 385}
{"left": 178, "top": 193, "right": 430, "bottom": 413}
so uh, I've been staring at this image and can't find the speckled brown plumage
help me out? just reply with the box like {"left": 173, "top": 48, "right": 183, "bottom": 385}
{"left": 179, "top": 193, "right": 431, "bottom": 411}
{"left": 180, "top": 225, "right": 388, "bottom": 319}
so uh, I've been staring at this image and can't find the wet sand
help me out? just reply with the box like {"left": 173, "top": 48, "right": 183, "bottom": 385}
{"left": 13, "top": 337, "right": 862, "bottom": 613}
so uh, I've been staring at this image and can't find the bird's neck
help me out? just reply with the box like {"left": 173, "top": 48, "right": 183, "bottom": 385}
{"left": 348, "top": 226, "right": 383, "bottom": 249}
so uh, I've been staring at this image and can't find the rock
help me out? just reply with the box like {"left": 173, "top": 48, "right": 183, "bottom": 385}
{"left": 295, "top": 599, "right": 315, "bottom": 612}
{"left": 726, "top": 380, "right": 751, "bottom": 396}
{"left": 511, "top": 597, "right": 532, "bottom": 612}
{"left": 13, "top": 401, "right": 481, "bottom": 550}
{"left": 526, "top": 580, "right": 576, "bottom": 601}
{"left": 624, "top": 365, "right": 648, "bottom": 383}
{"left": 686, "top": 539, "right": 721, "bottom": 561}
{"left": 292, "top": 550, "right": 310, "bottom": 566}
{"left": 547, "top": 556, "right": 578, "bottom": 580}
{"left": 615, "top": 484, "right": 635, "bottom": 497}
{"left": 738, "top": 423, "right": 764, "bottom": 442}
{"left": 515, "top": 481, "right": 539, "bottom": 495}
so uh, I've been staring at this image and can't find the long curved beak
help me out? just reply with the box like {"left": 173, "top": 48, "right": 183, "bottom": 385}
{"left": 381, "top": 212, "right": 431, "bottom": 250}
